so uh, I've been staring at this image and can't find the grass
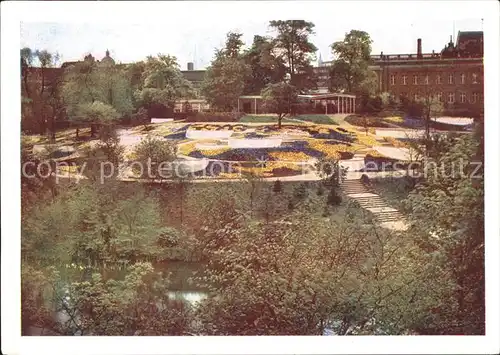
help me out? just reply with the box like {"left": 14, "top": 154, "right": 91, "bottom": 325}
{"left": 292, "top": 114, "right": 339, "bottom": 125}
{"left": 239, "top": 115, "right": 296, "bottom": 123}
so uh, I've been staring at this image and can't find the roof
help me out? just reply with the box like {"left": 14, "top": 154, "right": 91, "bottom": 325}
{"left": 298, "top": 93, "right": 356, "bottom": 99}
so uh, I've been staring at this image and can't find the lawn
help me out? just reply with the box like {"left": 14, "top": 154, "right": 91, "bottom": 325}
{"left": 292, "top": 114, "right": 339, "bottom": 125}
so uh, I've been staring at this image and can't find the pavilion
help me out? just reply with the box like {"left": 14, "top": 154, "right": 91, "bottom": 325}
{"left": 236, "top": 93, "right": 356, "bottom": 115}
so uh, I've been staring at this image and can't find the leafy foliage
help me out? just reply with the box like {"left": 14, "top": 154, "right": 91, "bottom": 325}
{"left": 329, "top": 30, "right": 376, "bottom": 95}
{"left": 406, "top": 133, "right": 484, "bottom": 334}
{"left": 201, "top": 32, "right": 251, "bottom": 111}
{"left": 269, "top": 20, "right": 318, "bottom": 92}
{"left": 132, "top": 135, "right": 177, "bottom": 180}
{"left": 261, "top": 82, "right": 299, "bottom": 128}
{"left": 134, "top": 54, "right": 194, "bottom": 110}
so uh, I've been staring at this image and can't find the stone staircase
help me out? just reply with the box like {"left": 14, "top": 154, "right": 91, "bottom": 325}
{"left": 340, "top": 179, "right": 407, "bottom": 230}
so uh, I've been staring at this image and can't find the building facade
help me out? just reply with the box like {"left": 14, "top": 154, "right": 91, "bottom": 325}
{"left": 314, "top": 31, "right": 484, "bottom": 114}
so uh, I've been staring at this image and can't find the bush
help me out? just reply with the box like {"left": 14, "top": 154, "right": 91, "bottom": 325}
{"left": 133, "top": 136, "right": 177, "bottom": 180}
{"left": 186, "top": 112, "right": 244, "bottom": 122}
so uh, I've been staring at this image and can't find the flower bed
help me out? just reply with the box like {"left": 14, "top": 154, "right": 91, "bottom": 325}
{"left": 383, "top": 136, "right": 409, "bottom": 148}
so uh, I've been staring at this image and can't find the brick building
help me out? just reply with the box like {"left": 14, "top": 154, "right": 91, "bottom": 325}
{"left": 315, "top": 31, "right": 484, "bottom": 115}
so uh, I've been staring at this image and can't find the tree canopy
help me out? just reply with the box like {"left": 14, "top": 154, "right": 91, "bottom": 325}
{"left": 329, "top": 30, "right": 376, "bottom": 95}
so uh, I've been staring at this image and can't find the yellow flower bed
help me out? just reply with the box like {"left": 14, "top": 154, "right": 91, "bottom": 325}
{"left": 307, "top": 139, "right": 354, "bottom": 159}
{"left": 383, "top": 136, "right": 408, "bottom": 148}
{"left": 201, "top": 147, "right": 231, "bottom": 156}
{"left": 365, "top": 149, "right": 385, "bottom": 158}
{"left": 234, "top": 162, "right": 302, "bottom": 177}
{"left": 178, "top": 141, "right": 197, "bottom": 156}
{"left": 383, "top": 116, "right": 404, "bottom": 123}
{"left": 269, "top": 151, "right": 311, "bottom": 162}
{"left": 354, "top": 134, "right": 378, "bottom": 147}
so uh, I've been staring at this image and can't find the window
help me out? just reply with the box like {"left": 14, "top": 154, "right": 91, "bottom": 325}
{"left": 174, "top": 108, "right": 181, "bottom": 113}
{"left": 461, "top": 73, "right": 466, "bottom": 84}
{"left": 402, "top": 75, "right": 407, "bottom": 85}
{"left": 436, "top": 92, "right": 443, "bottom": 102}
{"left": 447, "top": 92, "right": 455, "bottom": 104}
{"left": 460, "top": 92, "right": 467, "bottom": 103}
{"left": 472, "top": 73, "right": 478, "bottom": 84}
{"left": 448, "top": 74, "right": 454, "bottom": 84}
{"left": 390, "top": 75, "right": 395, "bottom": 85}
{"left": 436, "top": 75, "right": 442, "bottom": 84}
{"left": 413, "top": 75, "right": 418, "bottom": 85}
{"left": 424, "top": 75, "right": 429, "bottom": 85}
{"left": 472, "top": 92, "right": 478, "bottom": 103}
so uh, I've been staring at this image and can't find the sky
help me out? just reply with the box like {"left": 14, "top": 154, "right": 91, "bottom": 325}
{"left": 19, "top": 1, "right": 488, "bottom": 70}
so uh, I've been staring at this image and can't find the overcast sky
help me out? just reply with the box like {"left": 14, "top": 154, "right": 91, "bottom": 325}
{"left": 19, "top": 1, "right": 488, "bottom": 70}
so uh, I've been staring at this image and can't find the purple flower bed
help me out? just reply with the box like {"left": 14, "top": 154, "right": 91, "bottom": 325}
{"left": 188, "top": 140, "right": 353, "bottom": 161}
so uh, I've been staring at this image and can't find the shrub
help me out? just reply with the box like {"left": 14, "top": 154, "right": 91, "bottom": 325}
{"left": 133, "top": 136, "right": 177, "bottom": 180}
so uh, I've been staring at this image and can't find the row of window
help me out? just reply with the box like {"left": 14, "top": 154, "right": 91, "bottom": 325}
{"left": 391, "top": 73, "right": 480, "bottom": 86}
{"left": 405, "top": 92, "right": 483, "bottom": 104}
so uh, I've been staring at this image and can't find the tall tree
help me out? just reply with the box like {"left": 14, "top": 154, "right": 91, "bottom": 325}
{"left": 201, "top": 32, "right": 251, "bottom": 111}
{"left": 21, "top": 48, "right": 62, "bottom": 136}
{"left": 134, "top": 54, "right": 194, "bottom": 113}
{"left": 242, "top": 35, "right": 287, "bottom": 95}
{"left": 269, "top": 20, "right": 317, "bottom": 92}
{"left": 62, "top": 54, "right": 133, "bottom": 137}
{"left": 329, "top": 30, "right": 375, "bottom": 95}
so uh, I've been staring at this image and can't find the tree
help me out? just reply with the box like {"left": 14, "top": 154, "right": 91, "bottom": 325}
{"left": 405, "top": 133, "right": 484, "bottom": 334}
{"left": 269, "top": 20, "right": 317, "bottom": 92}
{"left": 242, "top": 35, "right": 287, "bottom": 95}
{"left": 21, "top": 48, "right": 63, "bottom": 137}
{"left": 261, "top": 82, "right": 299, "bottom": 128}
{"left": 195, "top": 206, "right": 448, "bottom": 335}
{"left": 201, "top": 32, "right": 251, "bottom": 111}
{"left": 22, "top": 181, "right": 172, "bottom": 268}
{"left": 329, "top": 30, "right": 376, "bottom": 95}
{"left": 62, "top": 55, "right": 133, "bottom": 138}
{"left": 132, "top": 135, "right": 177, "bottom": 181}
{"left": 417, "top": 94, "right": 444, "bottom": 145}
{"left": 134, "top": 54, "right": 193, "bottom": 113}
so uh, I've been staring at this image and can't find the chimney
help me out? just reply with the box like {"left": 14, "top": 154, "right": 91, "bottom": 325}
{"left": 187, "top": 62, "right": 194, "bottom": 71}
{"left": 417, "top": 38, "right": 422, "bottom": 58}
